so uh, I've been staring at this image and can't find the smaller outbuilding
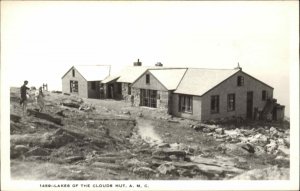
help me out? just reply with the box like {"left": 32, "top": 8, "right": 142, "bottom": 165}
{"left": 61, "top": 65, "right": 110, "bottom": 99}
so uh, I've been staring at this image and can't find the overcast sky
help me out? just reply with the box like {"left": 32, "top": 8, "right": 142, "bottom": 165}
{"left": 2, "top": 1, "right": 298, "bottom": 116}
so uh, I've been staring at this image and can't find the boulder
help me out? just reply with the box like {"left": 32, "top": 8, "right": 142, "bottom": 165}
{"left": 265, "top": 140, "right": 278, "bottom": 154}
{"left": 123, "top": 111, "right": 131, "bottom": 115}
{"left": 25, "top": 147, "right": 50, "bottom": 156}
{"left": 240, "top": 129, "right": 253, "bottom": 137}
{"left": 27, "top": 109, "right": 63, "bottom": 125}
{"left": 277, "top": 132, "right": 284, "bottom": 138}
{"left": 157, "top": 143, "right": 170, "bottom": 148}
{"left": 152, "top": 149, "right": 186, "bottom": 160}
{"left": 48, "top": 131, "right": 75, "bottom": 148}
{"left": 92, "top": 162, "right": 123, "bottom": 170}
{"left": 10, "top": 114, "right": 21, "bottom": 123}
{"left": 61, "top": 98, "right": 83, "bottom": 108}
{"left": 200, "top": 124, "right": 218, "bottom": 132}
{"left": 202, "top": 127, "right": 212, "bottom": 133}
{"left": 55, "top": 110, "right": 66, "bottom": 117}
{"left": 275, "top": 155, "right": 289, "bottom": 162}
{"left": 240, "top": 143, "right": 255, "bottom": 153}
{"left": 225, "top": 129, "right": 243, "bottom": 139}
{"left": 64, "top": 156, "right": 85, "bottom": 163}
{"left": 157, "top": 162, "right": 177, "bottom": 175}
{"left": 169, "top": 155, "right": 178, "bottom": 161}
{"left": 277, "top": 145, "right": 290, "bottom": 156}
{"left": 123, "top": 158, "right": 149, "bottom": 168}
{"left": 269, "top": 127, "right": 278, "bottom": 137}
{"left": 215, "top": 128, "right": 224, "bottom": 135}
{"left": 255, "top": 127, "right": 266, "bottom": 134}
{"left": 11, "top": 145, "right": 30, "bottom": 158}
{"left": 133, "top": 167, "right": 156, "bottom": 176}
{"left": 193, "top": 124, "right": 205, "bottom": 131}
{"left": 277, "top": 138, "right": 285, "bottom": 146}
{"left": 254, "top": 146, "right": 266, "bottom": 156}
{"left": 231, "top": 166, "right": 289, "bottom": 180}
{"left": 248, "top": 133, "right": 268, "bottom": 145}
{"left": 284, "top": 137, "right": 290, "bottom": 147}
{"left": 79, "top": 104, "right": 94, "bottom": 111}
{"left": 187, "top": 137, "right": 194, "bottom": 142}
{"left": 219, "top": 143, "right": 255, "bottom": 156}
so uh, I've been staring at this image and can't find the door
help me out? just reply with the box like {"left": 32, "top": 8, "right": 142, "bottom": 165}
{"left": 246, "top": 91, "right": 253, "bottom": 119}
{"left": 107, "top": 84, "right": 114, "bottom": 98}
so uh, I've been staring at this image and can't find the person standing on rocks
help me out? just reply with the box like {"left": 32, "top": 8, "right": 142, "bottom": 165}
{"left": 37, "top": 86, "right": 45, "bottom": 112}
{"left": 20, "top": 80, "right": 30, "bottom": 115}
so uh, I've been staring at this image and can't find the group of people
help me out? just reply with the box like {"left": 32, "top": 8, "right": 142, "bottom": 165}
{"left": 20, "top": 80, "right": 45, "bottom": 115}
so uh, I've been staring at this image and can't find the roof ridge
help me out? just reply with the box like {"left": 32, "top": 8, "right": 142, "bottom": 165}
{"left": 75, "top": 65, "right": 111, "bottom": 66}
{"left": 187, "top": 68, "right": 238, "bottom": 70}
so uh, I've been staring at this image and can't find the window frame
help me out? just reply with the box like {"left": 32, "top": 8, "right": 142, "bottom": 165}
{"left": 70, "top": 80, "right": 78, "bottom": 93}
{"left": 179, "top": 94, "right": 193, "bottom": 113}
{"left": 237, "top": 76, "right": 244, "bottom": 86}
{"left": 146, "top": 74, "right": 150, "bottom": 84}
{"left": 227, "top": 93, "right": 235, "bottom": 112}
{"left": 262, "top": 90, "right": 267, "bottom": 101}
{"left": 72, "top": 69, "right": 75, "bottom": 77}
{"left": 211, "top": 95, "right": 220, "bottom": 114}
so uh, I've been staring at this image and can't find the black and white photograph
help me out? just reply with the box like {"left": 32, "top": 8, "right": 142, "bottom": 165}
{"left": 1, "top": 1, "right": 299, "bottom": 191}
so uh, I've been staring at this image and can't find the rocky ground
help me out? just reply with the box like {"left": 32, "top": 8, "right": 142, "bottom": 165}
{"left": 10, "top": 87, "right": 290, "bottom": 180}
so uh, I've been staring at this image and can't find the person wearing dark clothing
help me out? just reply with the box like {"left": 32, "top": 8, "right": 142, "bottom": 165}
{"left": 20, "top": 80, "right": 30, "bottom": 115}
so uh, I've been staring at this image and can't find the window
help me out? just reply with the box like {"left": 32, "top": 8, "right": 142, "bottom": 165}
{"left": 237, "top": 76, "right": 244, "bottom": 86}
{"left": 179, "top": 95, "right": 193, "bottom": 113}
{"left": 70, "top": 80, "right": 78, "bottom": 93}
{"left": 140, "top": 89, "right": 157, "bottom": 108}
{"left": 91, "top": 81, "right": 96, "bottom": 90}
{"left": 128, "top": 84, "right": 131, "bottom": 95}
{"left": 211, "top": 95, "right": 219, "bottom": 113}
{"left": 227, "top": 93, "right": 235, "bottom": 111}
{"left": 146, "top": 74, "right": 150, "bottom": 84}
{"left": 262, "top": 90, "right": 268, "bottom": 101}
{"left": 72, "top": 69, "right": 75, "bottom": 77}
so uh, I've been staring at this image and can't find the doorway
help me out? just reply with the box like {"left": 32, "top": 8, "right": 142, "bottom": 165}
{"left": 246, "top": 91, "right": 253, "bottom": 119}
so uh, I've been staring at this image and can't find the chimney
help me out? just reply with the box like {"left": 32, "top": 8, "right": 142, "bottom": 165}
{"left": 235, "top": 62, "right": 242, "bottom": 70}
{"left": 133, "top": 59, "right": 142, "bottom": 66}
{"left": 155, "top": 62, "right": 163, "bottom": 67}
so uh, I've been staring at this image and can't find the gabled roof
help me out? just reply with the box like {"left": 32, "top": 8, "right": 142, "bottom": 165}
{"left": 62, "top": 65, "right": 111, "bottom": 81}
{"left": 116, "top": 66, "right": 154, "bottom": 83}
{"left": 174, "top": 68, "right": 240, "bottom": 96}
{"left": 101, "top": 75, "right": 120, "bottom": 83}
{"left": 149, "top": 69, "right": 187, "bottom": 90}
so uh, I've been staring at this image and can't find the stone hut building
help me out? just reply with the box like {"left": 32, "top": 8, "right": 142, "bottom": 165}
{"left": 61, "top": 65, "right": 110, "bottom": 99}
{"left": 130, "top": 68, "right": 187, "bottom": 113}
{"left": 101, "top": 59, "right": 160, "bottom": 100}
{"left": 130, "top": 67, "right": 285, "bottom": 121}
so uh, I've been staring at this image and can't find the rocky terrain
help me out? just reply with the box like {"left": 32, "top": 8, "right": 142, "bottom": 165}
{"left": 10, "top": 87, "right": 290, "bottom": 180}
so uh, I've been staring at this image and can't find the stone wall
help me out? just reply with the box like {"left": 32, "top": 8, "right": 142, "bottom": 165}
{"left": 131, "top": 88, "right": 169, "bottom": 114}
{"left": 131, "top": 87, "right": 140, "bottom": 106}
{"left": 157, "top": 91, "right": 169, "bottom": 111}
{"left": 122, "top": 83, "right": 131, "bottom": 101}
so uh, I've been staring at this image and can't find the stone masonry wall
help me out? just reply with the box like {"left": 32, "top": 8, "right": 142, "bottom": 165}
{"left": 122, "top": 83, "right": 130, "bottom": 101}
